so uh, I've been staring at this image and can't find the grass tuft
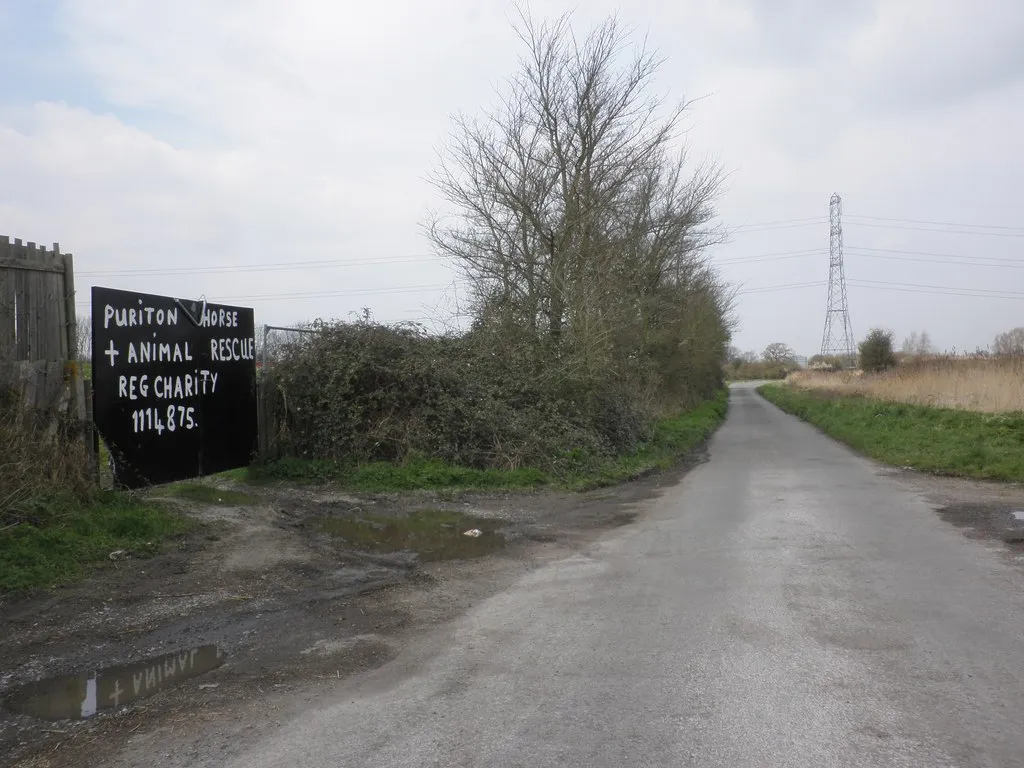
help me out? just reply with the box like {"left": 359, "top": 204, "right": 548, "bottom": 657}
{"left": 0, "top": 491, "right": 191, "bottom": 593}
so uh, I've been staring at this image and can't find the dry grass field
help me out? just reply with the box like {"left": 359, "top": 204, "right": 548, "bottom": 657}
{"left": 787, "top": 357, "right": 1024, "bottom": 413}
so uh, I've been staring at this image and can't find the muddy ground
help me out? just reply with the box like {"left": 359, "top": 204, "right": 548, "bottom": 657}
{"left": 880, "top": 467, "right": 1024, "bottom": 564}
{"left": 3, "top": 447, "right": 1024, "bottom": 768}
{"left": 0, "top": 455, "right": 691, "bottom": 768}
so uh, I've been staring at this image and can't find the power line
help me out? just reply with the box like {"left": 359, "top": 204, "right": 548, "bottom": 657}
{"left": 80, "top": 246, "right": 829, "bottom": 278}
{"left": 75, "top": 283, "right": 450, "bottom": 306}
{"left": 849, "top": 278, "right": 1024, "bottom": 298}
{"left": 846, "top": 250, "right": 1024, "bottom": 269}
{"left": 731, "top": 217, "right": 827, "bottom": 230}
{"left": 845, "top": 221, "right": 1024, "bottom": 238}
{"left": 846, "top": 214, "right": 1024, "bottom": 232}
{"left": 734, "top": 277, "right": 1024, "bottom": 301}
{"left": 721, "top": 253, "right": 821, "bottom": 265}
{"left": 715, "top": 248, "right": 822, "bottom": 265}
{"left": 730, "top": 220, "right": 828, "bottom": 234}
{"left": 221, "top": 284, "right": 452, "bottom": 303}
{"left": 848, "top": 245, "right": 1023, "bottom": 263}
{"left": 736, "top": 281, "right": 825, "bottom": 295}
{"left": 78, "top": 254, "right": 442, "bottom": 277}
{"left": 847, "top": 282, "right": 1024, "bottom": 301}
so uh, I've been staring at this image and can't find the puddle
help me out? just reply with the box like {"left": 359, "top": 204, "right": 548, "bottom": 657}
{"left": 155, "top": 483, "right": 257, "bottom": 506}
{"left": 1012, "top": 511, "right": 1024, "bottom": 523}
{"left": 317, "top": 509, "right": 504, "bottom": 561}
{"left": 2, "top": 645, "right": 224, "bottom": 721}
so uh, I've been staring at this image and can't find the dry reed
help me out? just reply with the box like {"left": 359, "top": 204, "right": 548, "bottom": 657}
{"left": 787, "top": 357, "right": 1024, "bottom": 413}
{"left": 1, "top": 396, "right": 95, "bottom": 522}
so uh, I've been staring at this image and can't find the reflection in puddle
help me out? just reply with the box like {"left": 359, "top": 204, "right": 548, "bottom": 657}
{"left": 318, "top": 509, "right": 504, "bottom": 562}
{"left": 2, "top": 645, "right": 224, "bottom": 721}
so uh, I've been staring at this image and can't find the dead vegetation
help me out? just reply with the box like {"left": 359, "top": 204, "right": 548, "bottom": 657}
{"left": 0, "top": 392, "right": 95, "bottom": 525}
{"left": 786, "top": 356, "right": 1024, "bottom": 413}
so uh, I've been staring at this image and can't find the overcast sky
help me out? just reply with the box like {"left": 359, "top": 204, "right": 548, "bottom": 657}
{"left": 2, "top": 0, "right": 1022, "bottom": 358}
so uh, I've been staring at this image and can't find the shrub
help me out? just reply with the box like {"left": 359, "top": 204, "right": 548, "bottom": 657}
{"left": 859, "top": 328, "right": 897, "bottom": 373}
{"left": 261, "top": 319, "right": 655, "bottom": 473}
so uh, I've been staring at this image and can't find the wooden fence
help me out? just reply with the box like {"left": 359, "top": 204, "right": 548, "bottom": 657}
{"left": 0, "top": 235, "right": 94, "bottom": 465}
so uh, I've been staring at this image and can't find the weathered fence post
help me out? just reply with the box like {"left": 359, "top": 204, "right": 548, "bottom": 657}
{"left": 0, "top": 234, "right": 96, "bottom": 481}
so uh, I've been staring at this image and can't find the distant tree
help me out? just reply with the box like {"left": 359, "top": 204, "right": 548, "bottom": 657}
{"left": 993, "top": 327, "right": 1024, "bottom": 356}
{"left": 75, "top": 314, "right": 91, "bottom": 362}
{"left": 723, "top": 346, "right": 760, "bottom": 372}
{"left": 762, "top": 343, "right": 796, "bottom": 365}
{"left": 859, "top": 328, "right": 897, "bottom": 372}
{"left": 901, "top": 330, "right": 933, "bottom": 358}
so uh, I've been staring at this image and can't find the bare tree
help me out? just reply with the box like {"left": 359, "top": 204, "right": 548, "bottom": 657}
{"left": 75, "top": 314, "right": 91, "bottom": 363}
{"left": 993, "top": 327, "right": 1024, "bottom": 356}
{"left": 762, "top": 343, "right": 796, "bottom": 365}
{"left": 901, "top": 330, "right": 933, "bottom": 357}
{"left": 426, "top": 8, "right": 731, "bottom": 399}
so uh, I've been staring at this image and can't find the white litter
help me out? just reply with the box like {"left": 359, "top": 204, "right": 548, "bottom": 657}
{"left": 463, "top": 529, "right": 482, "bottom": 538}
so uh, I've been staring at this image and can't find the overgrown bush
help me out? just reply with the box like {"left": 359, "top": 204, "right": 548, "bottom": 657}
{"left": 262, "top": 318, "right": 655, "bottom": 473}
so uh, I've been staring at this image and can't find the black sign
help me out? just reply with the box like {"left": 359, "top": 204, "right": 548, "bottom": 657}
{"left": 91, "top": 286, "right": 258, "bottom": 488}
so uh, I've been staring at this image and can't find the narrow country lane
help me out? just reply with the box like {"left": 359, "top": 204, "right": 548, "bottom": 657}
{"left": 213, "top": 383, "right": 1024, "bottom": 767}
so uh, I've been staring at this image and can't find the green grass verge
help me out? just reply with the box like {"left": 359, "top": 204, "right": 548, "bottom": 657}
{"left": 758, "top": 384, "right": 1024, "bottom": 482}
{"left": 248, "top": 388, "right": 728, "bottom": 493}
{"left": 0, "top": 491, "right": 191, "bottom": 593}
{"left": 559, "top": 388, "right": 728, "bottom": 490}
{"left": 248, "top": 455, "right": 550, "bottom": 492}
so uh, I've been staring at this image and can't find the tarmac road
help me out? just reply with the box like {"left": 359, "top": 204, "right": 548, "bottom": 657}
{"left": 219, "top": 383, "right": 1024, "bottom": 767}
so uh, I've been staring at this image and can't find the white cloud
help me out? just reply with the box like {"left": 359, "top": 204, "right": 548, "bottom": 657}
{"left": 0, "top": 0, "right": 1021, "bottom": 353}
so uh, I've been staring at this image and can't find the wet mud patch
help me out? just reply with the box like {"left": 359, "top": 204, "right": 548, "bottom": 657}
{"left": 150, "top": 483, "right": 258, "bottom": 506}
{"left": 315, "top": 509, "right": 505, "bottom": 562}
{"left": 935, "top": 502, "right": 1024, "bottom": 555}
{"left": 610, "top": 511, "right": 639, "bottom": 527}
